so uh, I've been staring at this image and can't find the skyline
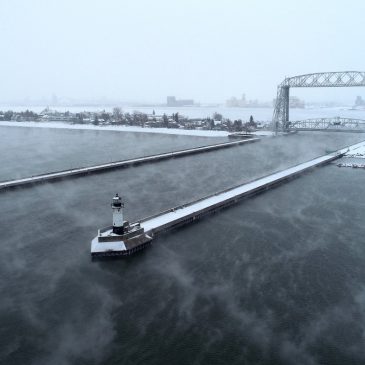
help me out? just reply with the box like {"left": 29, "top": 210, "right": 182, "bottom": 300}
{"left": 1, "top": 91, "right": 362, "bottom": 108}
{"left": 1, "top": 0, "right": 364, "bottom": 104}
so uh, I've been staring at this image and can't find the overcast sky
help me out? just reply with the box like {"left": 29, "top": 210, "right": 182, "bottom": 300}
{"left": 1, "top": 0, "right": 364, "bottom": 104}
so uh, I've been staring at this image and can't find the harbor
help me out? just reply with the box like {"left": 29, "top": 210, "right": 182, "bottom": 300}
{"left": 91, "top": 140, "right": 365, "bottom": 257}
{"left": 0, "top": 137, "right": 259, "bottom": 191}
{"left": 3, "top": 124, "right": 365, "bottom": 365}
{"left": 2, "top": 0, "right": 365, "bottom": 361}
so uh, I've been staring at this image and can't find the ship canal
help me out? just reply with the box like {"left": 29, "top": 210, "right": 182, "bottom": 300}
{"left": 1, "top": 125, "right": 365, "bottom": 365}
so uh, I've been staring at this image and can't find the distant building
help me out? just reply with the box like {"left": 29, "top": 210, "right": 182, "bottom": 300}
{"left": 166, "top": 96, "right": 176, "bottom": 106}
{"left": 289, "top": 96, "right": 305, "bottom": 108}
{"left": 355, "top": 96, "right": 365, "bottom": 106}
{"left": 52, "top": 93, "right": 58, "bottom": 105}
{"left": 226, "top": 93, "right": 270, "bottom": 108}
{"left": 166, "top": 96, "right": 194, "bottom": 107}
{"left": 272, "top": 96, "right": 305, "bottom": 109}
{"left": 226, "top": 94, "right": 246, "bottom": 107}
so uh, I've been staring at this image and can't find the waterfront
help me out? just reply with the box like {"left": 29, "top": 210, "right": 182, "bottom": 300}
{"left": 2, "top": 105, "right": 365, "bottom": 122}
{"left": 1, "top": 125, "right": 365, "bottom": 364}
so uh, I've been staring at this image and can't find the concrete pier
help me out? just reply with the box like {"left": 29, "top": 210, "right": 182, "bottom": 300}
{"left": 139, "top": 141, "right": 365, "bottom": 236}
{"left": 0, "top": 138, "right": 259, "bottom": 191}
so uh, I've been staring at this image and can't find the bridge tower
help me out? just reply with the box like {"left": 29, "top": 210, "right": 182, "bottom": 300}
{"left": 273, "top": 85, "right": 290, "bottom": 132}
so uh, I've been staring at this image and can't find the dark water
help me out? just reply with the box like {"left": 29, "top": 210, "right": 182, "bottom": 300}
{"left": 1, "top": 127, "right": 365, "bottom": 365}
{"left": 0, "top": 126, "right": 228, "bottom": 181}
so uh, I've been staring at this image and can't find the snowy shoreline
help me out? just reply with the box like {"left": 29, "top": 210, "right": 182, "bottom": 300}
{"left": 0, "top": 121, "right": 230, "bottom": 137}
{"left": 0, "top": 121, "right": 276, "bottom": 137}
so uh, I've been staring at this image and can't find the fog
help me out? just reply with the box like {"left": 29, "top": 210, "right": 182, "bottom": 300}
{"left": 1, "top": 0, "right": 364, "bottom": 104}
{"left": 1, "top": 128, "right": 365, "bottom": 364}
{"left": 0, "top": 126, "right": 227, "bottom": 180}
{"left": 2, "top": 1, "right": 365, "bottom": 362}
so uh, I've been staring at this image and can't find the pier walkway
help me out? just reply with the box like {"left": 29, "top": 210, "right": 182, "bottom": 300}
{"left": 140, "top": 141, "right": 365, "bottom": 235}
{"left": 0, "top": 138, "right": 259, "bottom": 191}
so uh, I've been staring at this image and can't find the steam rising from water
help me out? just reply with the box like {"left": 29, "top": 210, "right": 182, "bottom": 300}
{"left": 1, "top": 128, "right": 365, "bottom": 364}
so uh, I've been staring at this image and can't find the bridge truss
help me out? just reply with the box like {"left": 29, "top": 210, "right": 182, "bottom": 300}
{"left": 289, "top": 117, "right": 365, "bottom": 131}
{"left": 272, "top": 71, "right": 365, "bottom": 132}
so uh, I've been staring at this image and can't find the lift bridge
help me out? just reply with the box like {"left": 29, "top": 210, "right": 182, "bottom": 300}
{"left": 273, "top": 71, "right": 365, "bottom": 132}
{"left": 289, "top": 117, "right": 365, "bottom": 132}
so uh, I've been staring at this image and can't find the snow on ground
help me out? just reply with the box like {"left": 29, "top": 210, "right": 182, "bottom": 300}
{"left": 0, "top": 121, "right": 229, "bottom": 137}
{"left": 91, "top": 237, "right": 126, "bottom": 253}
{"left": 344, "top": 143, "right": 365, "bottom": 158}
{"left": 252, "top": 131, "right": 276, "bottom": 136}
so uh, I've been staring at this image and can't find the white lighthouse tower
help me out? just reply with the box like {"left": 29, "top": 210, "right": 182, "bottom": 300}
{"left": 111, "top": 193, "right": 125, "bottom": 235}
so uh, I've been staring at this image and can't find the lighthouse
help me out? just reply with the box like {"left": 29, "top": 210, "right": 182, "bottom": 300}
{"left": 111, "top": 193, "right": 125, "bottom": 235}
{"left": 91, "top": 194, "right": 153, "bottom": 257}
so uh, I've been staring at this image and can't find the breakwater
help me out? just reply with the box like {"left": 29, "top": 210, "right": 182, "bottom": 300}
{"left": 139, "top": 141, "right": 365, "bottom": 236}
{"left": 0, "top": 137, "right": 259, "bottom": 191}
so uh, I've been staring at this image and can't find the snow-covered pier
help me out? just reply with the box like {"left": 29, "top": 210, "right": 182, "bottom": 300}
{"left": 336, "top": 142, "right": 365, "bottom": 169}
{"left": 139, "top": 141, "right": 365, "bottom": 236}
{"left": 0, "top": 138, "right": 259, "bottom": 191}
{"left": 337, "top": 162, "right": 365, "bottom": 169}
